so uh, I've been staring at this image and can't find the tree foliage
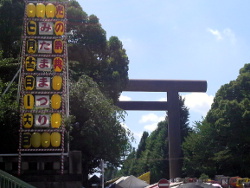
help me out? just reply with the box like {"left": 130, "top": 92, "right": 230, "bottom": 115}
{"left": 182, "top": 121, "right": 217, "bottom": 177}
{"left": 0, "top": 81, "right": 19, "bottom": 153}
{"left": 0, "top": 51, "right": 20, "bottom": 82}
{"left": 118, "top": 96, "right": 190, "bottom": 183}
{"left": 70, "top": 75, "right": 132, "bottom": 173}
{"left": 0, "top": 0, "right": 24, "bottom": 58}
{"left": 67, "top": 1, "right": 129, "bottom": 102}
{"left": 0, "top": 49, "right": 20, "bottom": 153}
{"left": 0, "top": 80, "right": 19, "bottom": 153}
{"left": 66, "top": 1, "right": 131, "bottom": 184}
{"left": 182, "top": 63, "right": 250, "bottom": 178}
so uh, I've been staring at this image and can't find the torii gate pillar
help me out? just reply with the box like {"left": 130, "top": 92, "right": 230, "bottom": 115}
{"left": 117, "top": 79, "right": 207, "bottom": 179}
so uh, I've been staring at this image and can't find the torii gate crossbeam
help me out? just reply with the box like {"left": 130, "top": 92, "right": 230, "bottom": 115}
{"left": 116, "top": 79, "right": 207, "bottom": 179}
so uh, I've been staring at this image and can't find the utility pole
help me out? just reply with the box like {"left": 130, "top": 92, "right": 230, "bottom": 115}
{"left": 101, "top": 159, "right": 104, "bottom": 188}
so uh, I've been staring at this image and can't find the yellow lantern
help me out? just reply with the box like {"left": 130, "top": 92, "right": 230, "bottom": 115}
{"left": 23, "top": 113, "right": 33, "bottom": 128}
{"left": 27, "top": 39, "right": 37, "bottom": 54}
{"left": 23, "top": 133, "right": 31, "bottom": 148}
{"left": 53, "top": 39, "right": 63, "bottom": 54}
{"left": 45, "top": 3, "right": 55, "bottom": 18}
{"left": 55, "top": 4, "right": 64, "bottom": 18}
{"left": 51, "top": 113, "right": 61, "bottom": 128}
{"left": 26, "top": 3, "right": 36, "bottom": 18}
{"left": 53, "top": 57, "right": 63, "bottom": 72}
{"left": 25, "top": 56, "right": 36, "bottom": 72}
{"left": 27, "top": 21, "right": 37, "bottom": 35}
{"left": 24, "top": 75, "right": 35, "bottom": 90}
{"left": 51, "top": 94, "right": 61, "bottom": 109}
{"left": 51, "top": 132, "right": 61, "bottom": 147}
{"left": 41, "top": 132, "right": 51, "bottom": 148}
{"left": 54, "top": 21, "right": 64, "bottom": 36}
{"left": 36, "top": 3, "right": 45, "bottom": 18}
{"left": 23, "top": 94, "right": 34, "bottom": 109}
{"left": 52, "top": 76, "right": 62, "bottom": 91}
{"left": 31, "top": 132, "right": 41, "bottom": 148}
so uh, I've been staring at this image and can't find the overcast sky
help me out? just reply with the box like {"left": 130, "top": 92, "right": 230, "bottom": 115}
{"left": 80, "top": 0, "right": 250, "bottom": 147}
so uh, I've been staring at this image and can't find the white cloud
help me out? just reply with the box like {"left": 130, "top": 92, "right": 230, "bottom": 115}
{"left": 119, "top": 94, "right": 132, "bottom": 101}
{"left": 207, "top": 28, "right": 236, "bottom": 44}
{"left": 207, "top": 28, "right": 223, "bottom": 40}
{"left": 144, "top": 123, "right": 158, "bottom": 132}
{"left": 181, "top": 93, "right": 214, "bottom": 116}
{"left": 157, "top": 93, "right": 213, "bottom": 117}
{"left": 139, "top": 113, "right": 165, "bottom": 132}
{"left": 139, "top": 113, "right": 165, "bottom": 123}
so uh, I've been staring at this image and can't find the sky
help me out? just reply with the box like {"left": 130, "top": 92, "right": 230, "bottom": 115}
{"left": 80, "top": 0, "right": 250, "bottom": 147}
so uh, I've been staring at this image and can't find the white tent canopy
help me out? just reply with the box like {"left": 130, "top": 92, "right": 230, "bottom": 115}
{"left": 112, "top": 175, "right": 149, "bottom": 188}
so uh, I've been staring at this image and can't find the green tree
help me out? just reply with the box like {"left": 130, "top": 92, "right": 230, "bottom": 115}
{"left": 145, "top": 120, "right": 169, "bottom": 183}
{"left": 99, "top": 36, "right": 129, "bottom": 102}
{"left": 0, "top": 51, "right": 20, "bottom": 153}
{"left": 182, "top": 63, "right": 250, "bottom": 177}
{"left": 67, "top": 0, "right": 129, "bottom": 102}
{"left": 0, "top": 51, "right": 20, "bottom": 82}
{"left": 66, "top": 2, "right": 131, "bottom": 185}
{"left": 182, "top": 121, "right": 217, "bottom": 178}
{"left": 0, "top": 79, "right": 19, "bottom": 153}
{"left": 0, "top": 0, "right": 24, "bottom": 58}
{"left": 118, "top": 96, "right": 190, "bottom": 183}
{"left": 116, "top": 148, "right": 137, "bottom": 177}
{"left": 117, "top": 133, "right": 150, "bottom": 178}
{"left": 136, "top": 131, "right": 149, "bottom": 159}
{"left": 69, "top": 75, "right": 132, "bottom": 184}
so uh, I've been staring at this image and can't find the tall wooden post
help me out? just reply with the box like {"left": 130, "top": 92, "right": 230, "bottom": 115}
{"left": 167, "top": 91, "right": 181, "bottom": 179}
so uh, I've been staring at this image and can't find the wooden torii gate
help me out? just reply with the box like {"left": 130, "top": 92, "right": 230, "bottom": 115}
{"left": 116, "top": 79, "right": 207, "bottom": 179}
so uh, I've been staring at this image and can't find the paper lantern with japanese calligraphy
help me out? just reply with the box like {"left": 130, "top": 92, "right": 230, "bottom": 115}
{"left": 23, "top": 133, "right": 31, "bottom": 148}
{"left": 51, "top": 113, "right": 61, "bottom": 128}
{"left": 51, "top": 94, "right": 61, "bottom": 109}
{"left": 31, "top": 132, "right": 41, "bottom": 148}
{"left": 37, "top": 58, "right": 52, "bottom": 71}
{"left": 41, "top": 132, "right": 51, "bottom": 148}
{"left": 51, "top": 132, "right": 61, "bottom": 147}
{"left": 53, "top": 39, "right": 63, "bottom": 54}
{"left": 52, "top": 76, "right": 62, "bottom": 91}
{"left": 27, "top": 39, "right": 37, "bottom": 54}
{"left": 24, "top": 75, "right": 35, "bottom": 90}
{"left": 36, "top": 3, "right": 45, "bottom": 18}
{"left": 53, "top": 57, "right": 63, "bottom": 72}
{"left": 23, "top": 113, "right": 33, "bottom": 128}
{"left": 27, "top": 21, "right": 37, "bottom": 35}
{"left": 36, "top": 76, "right": 50, "bottom": 90}
{"left": 38, "top": 40, "right": 52, "bottom": 53}
{"left": 54, "top": 21, "right": 64, "bottom": 36}
{"left": 39, "top": 22, "right": 53, "bottom": 35}
{"left": 55, "top": 4, "right": 64, "bottom": 18}
{"left": 25, "top": 56, "right": 36, "bottom": 71}
{"left": 23, "top": 94, "right": 34, "bottom": 109}
{"left": 35, "top": 95, "right": 50, "bottom": 108}
{"left": 46, "top": 3, "right": 55, "bottom": 18}
{"left": 26, "top": 3, "right": 36, "bottom": 18}
{"left": 35, "top": 114, "right": 50, "bottom": 128}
